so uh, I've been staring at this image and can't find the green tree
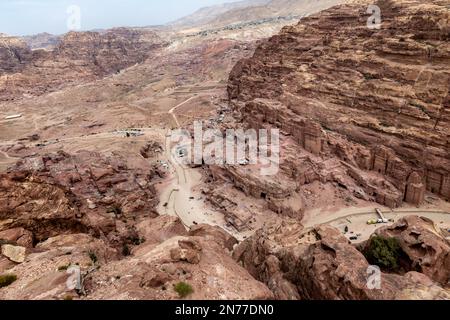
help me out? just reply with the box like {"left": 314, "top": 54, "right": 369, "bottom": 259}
{"left": 364, "top": 236, "right": 402, "bottom": 271}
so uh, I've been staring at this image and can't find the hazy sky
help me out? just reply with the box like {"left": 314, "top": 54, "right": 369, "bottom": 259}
{"left": 0, "top": 0, "right": 240, "bottom": 36}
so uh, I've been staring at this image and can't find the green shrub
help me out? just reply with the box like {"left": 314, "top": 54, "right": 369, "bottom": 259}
{"left": 129, "top": 236, "right": 145, "bottom": 245}
{"left": 0, "top": 274, "right": 17, "bottom": 288}
{"left": 174, "top": 282, "right": 193, "bottom": 298}
{"left": 122, "top": 244, "right": 130, "bottom": 256}
{"left": 364, "top": 236, "right": 402, "bottom": 271}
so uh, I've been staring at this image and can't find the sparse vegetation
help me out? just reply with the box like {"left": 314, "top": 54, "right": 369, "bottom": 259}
{"left": 58, "top": 264, "right": 70, "bottom": 272}
{"left": 88, "top": 251, "right": 98, "bottom": 264}
{"left": 122, "top": 244, "right": 131, "bottom": 256}
{"left": 363, "top": 73, "right": 376, "bottom": 81}
{"left": 364, "top": 236, "right": 402, "bottom": 271}
{"left": 0, "top": 274, "right": 17, "bottom": 288}
{"left": 129, "top": 236, "right": 145, "bottom": 246}
{"left": 174, "top": 282, "right": 193, "bottom": 298}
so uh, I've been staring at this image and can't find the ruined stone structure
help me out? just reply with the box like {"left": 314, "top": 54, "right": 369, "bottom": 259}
{"left": 405, "top": 172, "right": 426, "bottom": 205}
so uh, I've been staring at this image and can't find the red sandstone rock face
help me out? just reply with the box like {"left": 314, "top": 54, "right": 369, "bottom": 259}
{"left": 234, "top": 218, "right": 450, "bottom": 300}
{"left": 189, "top": 224, "right": 239, "bottom": 251}
{"left": 0, "top": 150, "right": 159, "bottom": 248}
{"left": 227, "top": 0, "right": 450, "bottom": 208}
{"left": 0, "top": 28, "right": 165, "bottom": 101}
{"left": 0, "top": 34, "right": 33, "bottom": 73}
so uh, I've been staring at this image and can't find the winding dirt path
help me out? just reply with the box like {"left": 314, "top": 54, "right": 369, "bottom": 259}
{"left": 156, "top": 96, "right": 243, "bottom": 238}
{"left": 168, "top": 95, "right": 197, "bottom": 127}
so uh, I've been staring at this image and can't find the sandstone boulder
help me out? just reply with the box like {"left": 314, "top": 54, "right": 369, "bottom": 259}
{"left": 170, "top": 239, "right": 202, "bottom": 264}
{"left": 135, "top": 216, "right": 188, "bottom": 246}
{"left": 189, "top": 224, "right": 238, "bottom": 251}
{"left": 1, "top": 244, "right": 26, "bottom": 263}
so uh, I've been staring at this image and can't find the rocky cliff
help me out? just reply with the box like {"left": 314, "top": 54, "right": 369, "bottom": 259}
{"left": 0, "top": 151, "right": 272, "bottom": 300}
{"left": 0, "top": 151, "right": 159, "bottom": 247}
{"left": 0, "top": 28, "right": 165, "bottom": 101}
{"left": 227, "top": 0, "right": 450, "bottom": 208}
{"left": 170, "top": 0, "right": 348, "bottom": 31}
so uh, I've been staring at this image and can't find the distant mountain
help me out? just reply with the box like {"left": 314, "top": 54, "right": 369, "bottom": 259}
{"left": 169, "top": 0, "right": 348, "bottom": 31}
{"left": 169, "top": 0, "right": 270, "bottom": 29}
{"left": 22, "top": 32, "right": 60, "bottom": 50}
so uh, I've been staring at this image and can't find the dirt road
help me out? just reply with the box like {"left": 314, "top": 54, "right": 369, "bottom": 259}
{"left": 305, "top": 207, "right": 450, "bottom": 243}
{"left": 157, "top": 99, "right": 246, "bottom": 239}
{"left": 168, "top": 95, "right": 198, "bottom": 127}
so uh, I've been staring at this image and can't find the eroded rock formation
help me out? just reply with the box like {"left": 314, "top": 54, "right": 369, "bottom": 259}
{"left": 371, "top": 215, "right": 450, "bottom": 285}
{"left": 0, "top": 34, "right": 33, "bottom": 73}
{"left": 0, "top": 151, "right": 273, "bottom": 300}
{"left": 0, "top": 215, "right": 273, "bottom": 300}
{"left": 226, "top": 0, "right": 450, "bottom": 208}
{"left": 234, "top": 217, "right": 450, "bottom": 300}
{"left": 0, "top": 150, "right": 159, "bottom": 248}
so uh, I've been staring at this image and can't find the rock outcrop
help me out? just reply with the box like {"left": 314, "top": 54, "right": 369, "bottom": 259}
{"left": 234, "top": 217, "right": 450, "bottom": 300}
{"left": 0, "top": 217, "right": 272, "bottom": 300}
{"left": 227, "top": 0, "right": 450, "bottom": 208}
{"left": 84, "top": 231, "right": 273, "bottom": 300}
{"left": 1, "top": 244, "right": 26, "bottom": 263}
{"left": 0, "top": 34, "right": 33, "bottom": 73}
{"left": 0, "top": 150, "right": 272, "bottom": 300}
{"left": 0, "top": 233, "right": 119, "bottom": 300}
{"left": 0, "top": 150, "right": 159, "bottom": 249}
{"left": 371, "top": 215, "right": 450, "bottom": 285}
{"left": 0, "top": 228, "right": 33, "bottom": 248}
